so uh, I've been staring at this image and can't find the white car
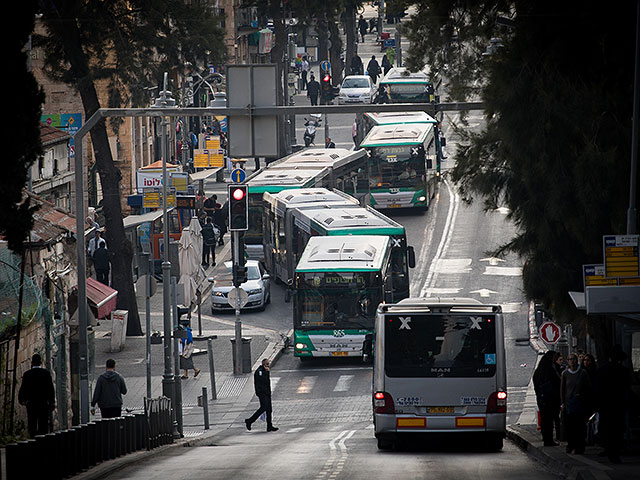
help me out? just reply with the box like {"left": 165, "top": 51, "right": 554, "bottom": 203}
{"left": 209, "top": 261, "right": 271, "bottom": 312}
{"left": 338, "top": 75, "right": 376, "bottom": 104}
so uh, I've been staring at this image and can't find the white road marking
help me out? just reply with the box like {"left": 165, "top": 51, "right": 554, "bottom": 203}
{"left": 286, "top": 427, "right": 305, "bottom": 433}
{"left": 483, "top": 266, "right": 523, "bottom": 276}
{"left": 297, "top": 376, "right": 317, "bottom": 394}
{"left": 470, "top": 288, "right": 498, "bottom": 298}
{"left": 333, "top": 375, "right": 354, "bottom": 392}
{"left": 270, "top": 376, "right": 280, "bottom": 392}
{"left": 433, "top": 258, "right": 472, "bottom": 274}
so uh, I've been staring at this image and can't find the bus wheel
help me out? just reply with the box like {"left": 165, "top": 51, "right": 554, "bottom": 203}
{"left": 377, "top": 437, "right": 395, "bottom": 451}
{"left": 486, "top": 434, "right": 504, "bottom": 451}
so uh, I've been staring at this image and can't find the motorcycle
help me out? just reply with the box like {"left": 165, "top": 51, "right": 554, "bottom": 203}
{"left": 303, "top": 114, "right": 323, "bottom": 147}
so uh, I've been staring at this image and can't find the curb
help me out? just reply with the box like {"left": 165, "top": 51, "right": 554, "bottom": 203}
{"left": 72, "top": 337, "right": 287, "bottom": 480}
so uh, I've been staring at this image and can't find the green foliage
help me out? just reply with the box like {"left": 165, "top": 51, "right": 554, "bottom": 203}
{"left": 405, "top": 0, "right": 638, "bottom": 322}
{"left": 3, "top": 0, "right": 44, "bottom": 256}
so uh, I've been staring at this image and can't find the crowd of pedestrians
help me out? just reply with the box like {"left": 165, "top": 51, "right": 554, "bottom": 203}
{"left": 533, "top": 345, "right": 631, "bottom": 463}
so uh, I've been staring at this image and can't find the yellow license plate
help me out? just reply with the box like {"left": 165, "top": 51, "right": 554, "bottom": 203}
{"left": 331, "top": 351, "right": 348, "bottom": 356}
{"left": 428, "top": 407, "right": 454, "bottom": 414}
{"left": 388, "top": 203, "right": 402, "bottom": 208}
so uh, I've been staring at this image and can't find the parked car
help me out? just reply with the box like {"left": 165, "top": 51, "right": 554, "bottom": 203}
{"left": 209, "top": 261, "right": 271, "bottom": 312}
{"left": 337, "top": 75, "right": 376, "bottom": 104}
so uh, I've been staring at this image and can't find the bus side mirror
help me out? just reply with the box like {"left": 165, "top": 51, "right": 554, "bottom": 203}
{"left": 408, "top": 246, "right": 416, "bottom": 268}
{"left": 426, "top": 159, "right": 433, "bottom": 169}
{"left": 440, "top": 136, "right": 446, "bottom": 147}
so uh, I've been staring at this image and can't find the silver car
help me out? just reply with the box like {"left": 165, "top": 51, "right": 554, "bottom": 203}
{"left": 210, "top": 261, "right": 271, "bottom": 312}
{"left": 338, "top": 75, "right": 376, "bottom": 104}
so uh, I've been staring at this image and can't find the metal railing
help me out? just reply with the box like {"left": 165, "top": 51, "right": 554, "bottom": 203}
{"left": 4, "top": 396, "right": 173, "bottom": 480}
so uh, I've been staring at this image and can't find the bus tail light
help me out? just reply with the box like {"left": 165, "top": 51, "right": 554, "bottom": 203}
{"left": 374, "top": 391, "right": 395, "bottom": 414}
{"left": 486, "top": 391, "right": 507, "bottom": 414}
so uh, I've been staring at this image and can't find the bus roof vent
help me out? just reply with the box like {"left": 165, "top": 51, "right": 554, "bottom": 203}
{"left": 308, "top": 242, "right": 377, "bottom": 262}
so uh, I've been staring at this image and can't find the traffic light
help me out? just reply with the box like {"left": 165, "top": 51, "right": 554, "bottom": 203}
{"left": 228, "top": 184, "right": 248, "bottom": 231}
{"left": 321, "top": 73, "right": 333, "bottom": 102}
{"left": 233, "top": 264, "right": 248, "bottom": 287}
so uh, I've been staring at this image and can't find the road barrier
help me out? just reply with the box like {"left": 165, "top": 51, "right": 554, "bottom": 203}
{"left": 5, "top": 397, "right": 173, "bottom": 480}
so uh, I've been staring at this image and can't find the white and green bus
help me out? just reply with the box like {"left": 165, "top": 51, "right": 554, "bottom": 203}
{"left": 263, "top": 189, "right": 415, "bottom": 301}
{"left": 355, "top": 111, "right": 437, "bottom": 148}
{"left": 243, "top": 148, "right": 369, "bottom": 261}
{"left": 293, "top": 235, "right": 396, "bottom": 359}
{"left": 360, "top": 123, "right": 440, "bottom": 210}
{"left": 377, "top": 67, "right": 436, "bottom": 104}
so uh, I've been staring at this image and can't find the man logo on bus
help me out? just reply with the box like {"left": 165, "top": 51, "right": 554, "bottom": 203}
{"left": 470, "top": 316, "right": 483, "bottom": 330}
{"left": 399, "top": 317, "right": 411, "bottom": 330}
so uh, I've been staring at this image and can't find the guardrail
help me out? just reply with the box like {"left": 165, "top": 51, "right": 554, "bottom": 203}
{"left": 4, "top": 396, "right": 173, "bottom": 480}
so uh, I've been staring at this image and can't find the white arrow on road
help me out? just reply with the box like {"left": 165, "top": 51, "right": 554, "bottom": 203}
{"left": 470, "top": 288, "right": 498, "bottom": 298}
{"left": 479, "top": 257, "right": 505, "bottom": 266}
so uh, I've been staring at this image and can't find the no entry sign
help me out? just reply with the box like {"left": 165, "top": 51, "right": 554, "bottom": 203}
{"left": 539, "top": 321, "right": 561, "bottom": 345}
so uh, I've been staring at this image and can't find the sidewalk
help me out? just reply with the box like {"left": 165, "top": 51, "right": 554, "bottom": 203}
{"left": 505, "top": 302, "right": 640, "bottom": 479}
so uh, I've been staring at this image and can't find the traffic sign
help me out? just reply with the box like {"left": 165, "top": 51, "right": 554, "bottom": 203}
{"left": 231, "top": 168, "right": 246, "bottom": 183}
{"left": 320, "top": 60, "right": 331, "bottom": 72}
{"left": 539, "top": 321, "right": 561, "bottom": 345}
{"left": 227, "top": 287, "right": 248, "bottom": 309}
{"left": 603, "top": 235, "right": 639, "bottom": 278}
{"left": 583, "top": 264, "right": 617, "bottom": 288}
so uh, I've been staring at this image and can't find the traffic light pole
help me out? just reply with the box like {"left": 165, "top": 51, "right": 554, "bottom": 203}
{"left": 232, "top": 231, "right": 243, "bottom": 375}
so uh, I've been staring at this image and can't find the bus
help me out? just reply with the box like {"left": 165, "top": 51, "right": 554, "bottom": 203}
{"left": 360, "top": 123, "right": 440, "bottom": 210}
{"left": 243, "top": 148, "right": 370, "bottom": 260}
{"left": 355, "top": 111, "right": 437, "bottom": 148}
{"left": 372, "top": 298, "right": 507, "bottom": 451}
{"left": 293, "top": 235, "right": 396, "bottom": 359}
{"left": 263, "top": 189, "right": 415, "bottom": 301}
{"left": 377, "top": 67, "right": 436, "bottom": 104}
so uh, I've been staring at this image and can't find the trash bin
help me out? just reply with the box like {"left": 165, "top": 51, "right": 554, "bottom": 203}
{"left": 230, "top": 337, "right": 252, "bottom": 373}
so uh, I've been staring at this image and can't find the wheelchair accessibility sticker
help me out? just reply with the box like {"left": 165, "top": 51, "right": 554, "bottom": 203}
{"left": 484, "top": 353, "right": 496, "bottom": 365}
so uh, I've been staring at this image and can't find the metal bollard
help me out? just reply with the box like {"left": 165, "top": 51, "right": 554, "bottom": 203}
{"left": 5, "top": 442, "right": 20, "bottom": 480}
{"left": 94, "top": 419, "right": 105, "bottom": 464}
{"left": 86, "top": 422, "right": 97, "bottom": 467}
{"left": 72, "top": 426, "right": 85, "bottom": 473}
{"left": 107, "top": 418, "right": 117, "bottom": 460}
{"left": 202, "top": 387, "right": 210, "bottom": 429}
{"left": 78, "top": 424, "right": 89, "bottom": 471}
{"left": 207, "top": 336, "right": 218, "bottom": 399}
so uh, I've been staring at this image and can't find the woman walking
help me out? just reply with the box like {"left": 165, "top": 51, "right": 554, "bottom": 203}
{"left": 561, "top": 353, "right": 592, "bottom": 454}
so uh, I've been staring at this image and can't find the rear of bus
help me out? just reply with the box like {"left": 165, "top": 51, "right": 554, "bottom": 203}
{"left": 373, "top": 299, "right": 506, "bottom": 450}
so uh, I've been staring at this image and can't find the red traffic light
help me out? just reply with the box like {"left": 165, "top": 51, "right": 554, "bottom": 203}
{"left": 231, "top": 187, "right": 245, "bottom": 201}
{"left": 323, "top": 74, "right": 331, "bottom": 82}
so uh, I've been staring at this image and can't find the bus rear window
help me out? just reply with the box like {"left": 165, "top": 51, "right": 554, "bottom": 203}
{"left": 384, "top": 314, "right": 497, "bottom": 378}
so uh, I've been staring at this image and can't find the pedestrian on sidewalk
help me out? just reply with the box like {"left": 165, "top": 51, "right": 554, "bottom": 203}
{"left": 180, "top": 326, "right": 200, "bottom": 379}
{"left": 595, "top": 345, "right": 630, "bottom": 464}
{"left": 350, "top": 53, "right": 364, "bottom": 76}
{"left": 201, "top": 217, "right": 217, "bottom": 268}
{"left": 18, "top": 353, "right": 55, "bottom": 438}
{"left": 93, "top": 240, "right": 111, "bottom": 286}
{"left": 307, "top": 74, "right": 320, "bottom": 106}
{"left": 301, "top": 56, "right": 309, "bottom": 90}
{"left": 561, "top": 353, "right": 592, "bottom": 454}
{"left": 91, "top": 359, "right": 127, "bottom": 418}
{"left": 358, "top": 15, "right": 368, "bottom": 43}
{"left": 213, "top": 202, "right": 227, "bottom": 246}
{"left": 533, "top": 350, "right": 561, "bottom": 446}
{"left": 369, "top": 17, "right": 377, "bottom": 34}
{"left": 245, "top": 359, "right": 278, "bottom": 432}
{"left": 382, "top": 52, "right": 392, "bottom": 75}
{"left": 367, "top": 55, "right": 382, "bottom": 84}
{"left": 352, "top": 121, "right": 359, "bottom": 148}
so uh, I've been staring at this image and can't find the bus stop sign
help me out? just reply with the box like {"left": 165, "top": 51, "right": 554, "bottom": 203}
{"left": 539, "top": 321, "right": 561, "bottom": 344}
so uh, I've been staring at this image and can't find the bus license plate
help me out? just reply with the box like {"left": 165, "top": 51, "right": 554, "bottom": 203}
{"left": 388, "top": 203, "right": 402, "bottom": 208}
{"left": 428, "top": 407, "right": 454, "bottom": 414}
{"left": 331, "top": 351, "right": 348, "bottom": 356}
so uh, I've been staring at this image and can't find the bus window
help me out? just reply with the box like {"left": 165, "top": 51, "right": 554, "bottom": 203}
{"left": 384, "top": 314, "right": 497, "bottom": 378}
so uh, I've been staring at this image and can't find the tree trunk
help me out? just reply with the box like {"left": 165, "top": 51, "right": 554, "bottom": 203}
{"left": 328, "top": 16, "right": 344, "bottom": 85}
{"left": 57, "top": 12, "right": 143, "bottom": 336}
{"left": 269, "top": 0, "right": 289, "bottom": 156}
{"left": 345, "top": 3, "right": 357, "bottom": 75}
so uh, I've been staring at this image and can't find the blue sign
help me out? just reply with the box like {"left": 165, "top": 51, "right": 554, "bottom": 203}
{"left": 320, "top": 60, "right": 331, "bottom": 72}
{"left": 231, "top": 168, "right": 246, "bottom": 183}
{"left": 484, "top": 353, "right": 496, "bottom": 365}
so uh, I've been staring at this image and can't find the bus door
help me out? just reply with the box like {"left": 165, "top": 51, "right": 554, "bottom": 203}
{"left": 151, "top": 209, "right": 183, "bottom": 260}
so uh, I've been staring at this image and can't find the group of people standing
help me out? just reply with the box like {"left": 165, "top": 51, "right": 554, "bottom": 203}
{"left": 533, "top": 346, "right": 630, "bottom": 463}
{"left": 196, "top": 192, "right": 228, "bottom": 269}
{"left": 87, "top": 227, "right": 111, "bottom": 286}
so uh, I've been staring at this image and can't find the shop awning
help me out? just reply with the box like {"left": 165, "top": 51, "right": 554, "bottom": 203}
{"left": 86, "top": 277, "right": 118, "bottom": 319}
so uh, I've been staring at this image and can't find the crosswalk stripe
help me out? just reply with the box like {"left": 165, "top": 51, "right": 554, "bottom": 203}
{"left": 271, "top": 376, "right": 280, "bottom": 392}
{"left": 297, "top": 376, "right": 317, "bottom": 394}
{"left": 333, "top": 375, "right": 354, "bottom": 392}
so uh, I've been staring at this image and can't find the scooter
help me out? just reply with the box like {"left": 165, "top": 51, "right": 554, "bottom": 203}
{"left": 303, "top": 114, "right": 322, "bottom": 147}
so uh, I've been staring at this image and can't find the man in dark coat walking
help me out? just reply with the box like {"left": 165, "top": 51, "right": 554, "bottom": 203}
{"left": 367, "top": 55, "right": 381, "bottom": 84}
{"left": 92, "top": 240, "right": 110, "bottom": 286}
{"left": 18, "top": 353, "right": 55, "bottom": 438}
{"left": 245, "top": 359, "right": 278, "bottom": 432}
{"left": 358, "top": 15, "right": 368, "bottom": 42}
{"left": 213, "top": 202, "right": 227, "bottom": 246}
{"left": 307, "top": 74, "right": 320, "bottom": 106}
{"left": 91, "top": 359, "right": 127, "bottom": 418}
{"left": 350, "top": 54, "right": 364, "bottom": 76}
{"left": 382, "top": 53, "right": 392, "bottom": 75}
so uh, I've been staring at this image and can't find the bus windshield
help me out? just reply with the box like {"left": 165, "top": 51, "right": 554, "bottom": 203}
{"left": 369, "top": 145, "right": 426, "bottom": 188}
{"left": 384, "top": 83, "right": 434, "bottom": 103}
{"left": 384, "top": 314, "right": 497, "bottom": 378}
{"left": 295, "top": 272, "right": 381, "bottom": 330}
{"left": 246, "top": 193, "right": 263, "bottom": 244}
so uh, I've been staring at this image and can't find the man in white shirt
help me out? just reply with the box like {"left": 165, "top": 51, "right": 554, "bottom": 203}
{"left": 88, "top": 230, "right": 106, "bottom": 257}
{"left": 301, "top": 57, "right": 310, "bottom": 91}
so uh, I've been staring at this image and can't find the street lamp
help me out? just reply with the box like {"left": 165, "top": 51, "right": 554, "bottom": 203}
{"left": 152, "top": 72, "right": 178, "bottom": 435}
